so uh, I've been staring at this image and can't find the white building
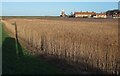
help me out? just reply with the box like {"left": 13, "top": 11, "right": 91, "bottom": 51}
{"left": 74, "top": 12, "right": 96, "bottom": 18}
{"left": 60, "top": 10, "right": 66, "bottom": 17}
{"left": 93, "top": 13, "right": 107, "bottom": 18}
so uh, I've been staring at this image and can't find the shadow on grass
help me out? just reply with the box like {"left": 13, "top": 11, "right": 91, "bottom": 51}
{"left": 36, "top": 54, "right": 109, "bottom": 74}
{"left": 2, "top": 37, "right": 110, "bottom": 74}
{"left": 2, "top": 37, "right": 62, "bottom": 74}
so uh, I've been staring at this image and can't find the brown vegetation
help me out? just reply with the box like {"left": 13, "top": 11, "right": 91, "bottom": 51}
{"left": 3, "top": 18, "right": 119, "bottom": 74}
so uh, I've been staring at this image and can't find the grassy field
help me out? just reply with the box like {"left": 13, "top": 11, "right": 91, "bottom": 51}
{"left": 2, "top": 16, "right": 118, "bottom": 22}
{"left": 2, "top": 18, "right": 119, "bottom": 74}
{"left": 0, "top": 22, "right": 2, "bottom": 75}
{"left": 2, "top": 23, "right": 63, "bottom": 74}
{"left": 0, "top": 23, "right": 2, "bottom": 45}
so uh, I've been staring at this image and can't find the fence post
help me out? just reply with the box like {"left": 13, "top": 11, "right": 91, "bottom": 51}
{"left": 14, "top": 22, "right": 19, "bottom": 55}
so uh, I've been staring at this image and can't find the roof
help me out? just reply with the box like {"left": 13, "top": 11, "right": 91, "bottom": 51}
{"left": 74, "top": 12, "right": 96, "bottom": 15}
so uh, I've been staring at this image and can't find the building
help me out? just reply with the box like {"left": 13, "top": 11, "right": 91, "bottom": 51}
{"left": 60, "top": 9, "right": 120, "bottom": 18}
{"left": 74, "top": 11, "right": 96, "bottom": 18}
{"left": 93, "top": 13, "right": 107, "bottom": 18}
{"left": 106, "top": 9, "right": 120, "bottom": 18}
{"left": 60, "top": 10, "right": 67, "bottom": 17}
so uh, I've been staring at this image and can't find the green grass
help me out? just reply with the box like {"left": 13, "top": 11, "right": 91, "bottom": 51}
{"left": 0, "top": 22, "right": 2, "bottom": 75}
{"left": 0, "top": 23, "right": 2, "bottom": 45}
{"left": 2, "top": 23, "right": 63, "bottom": 74}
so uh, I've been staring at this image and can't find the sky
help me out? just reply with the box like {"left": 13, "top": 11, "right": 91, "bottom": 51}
{"left": 1, "top": 0, "right": 120, "bottom": 2}
{"left": 1, "top": 2, "right": 119, "bottom": 16}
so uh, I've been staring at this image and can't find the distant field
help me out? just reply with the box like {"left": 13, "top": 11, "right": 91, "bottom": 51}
{"left": 2, "top": 16, "right": 118, "bottom": 22}
{"left": 3, "top": 18, "right": 119, "bottom": 74}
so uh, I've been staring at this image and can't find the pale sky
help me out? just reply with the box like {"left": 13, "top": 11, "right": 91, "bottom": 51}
{"left": 1, "top": 2, "right": 119, "bottom": 16}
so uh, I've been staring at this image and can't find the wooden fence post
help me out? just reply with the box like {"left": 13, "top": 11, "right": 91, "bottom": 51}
{"left": 14, "top": 22, "right": 19, "bottom": 55}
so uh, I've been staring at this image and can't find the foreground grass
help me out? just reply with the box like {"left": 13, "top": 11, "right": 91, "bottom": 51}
{"left": 0, "top": 22, "right": 2, "bottom": 75}
{"left": 0, "top": 23, "right": 2, "bottom": 45}
{"left": 2, "top": 23, "right": 63, "bottom": 74}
